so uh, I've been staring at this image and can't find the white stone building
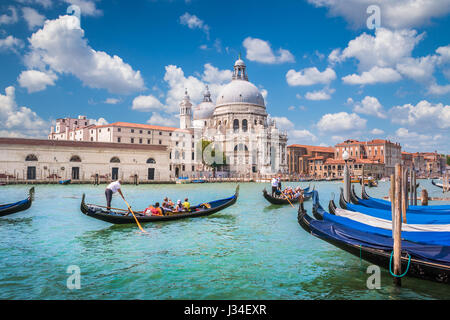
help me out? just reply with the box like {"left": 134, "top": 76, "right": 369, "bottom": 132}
{"left": 45, "top": 57, "right": 288, "bottom": 178}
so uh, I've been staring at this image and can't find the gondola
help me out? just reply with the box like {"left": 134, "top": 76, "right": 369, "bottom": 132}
{"left": 313, "top": 190, "right": 450, "bottom": 246}
{"left": 191, "top": 179, "right": 206, "bottom": 184}
{"left": 351, "top": 184, "right": 450, "bottom": 213}
{"left": 80, "top": 185, "right": 239, "bottom": 224}
{"left": 262, "top": 186, "right": 312, "bottom": 205}
{"left": 0, "top": 187, "right": 34, "bottom": 217}
{"left": 59, "top": 179, "right": 71, "bottom": 185}
{"left": 432, "top": 180, "right": 449, "bottom": 191}
{"left": 297, "top": 201, "right": 450, "bottom": 284}
{"left": 339, "top": 188, "right": 450, "bottom": 224}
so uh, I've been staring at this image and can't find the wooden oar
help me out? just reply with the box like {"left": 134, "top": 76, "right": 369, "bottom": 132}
{"left": 122, "top": 198, "right": 146, "bottom": 233}
{"left": 280, "top": 190, "right": 295, "bottom": 208}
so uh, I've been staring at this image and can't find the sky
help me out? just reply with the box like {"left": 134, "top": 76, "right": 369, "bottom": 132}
{"left": 0, "top": 0, "right": 449, "bottom": 153}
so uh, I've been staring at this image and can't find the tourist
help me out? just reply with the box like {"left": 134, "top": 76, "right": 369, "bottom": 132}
{"left": 175, "top": 200, "right": 184, "bottom": 212}
{"left": 183, "top": 198, "right": 190, "bottom": 211}
{"left": 151, "top": 202, "right": 163, "bottom": 216}
{"left": 105, "top": 179, "right": 124, "bottom": 210}
{"left": 143, "top": 203, "right": 155, "bottom": 216}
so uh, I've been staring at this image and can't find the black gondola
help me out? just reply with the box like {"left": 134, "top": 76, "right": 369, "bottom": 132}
{"left": 80, "top": 185, "right": 239, "bottom": 224}
{"left": 297, "top": 199, "right": 450, "bottom": 284}
{"left": 0, "top": 187, "right": 34, "bottom": 217}
{"left": 432, "top": 180, "right": 448, "bottom": 190}
{"left": 262, "top": 186, "right": 313, "bottom": 205}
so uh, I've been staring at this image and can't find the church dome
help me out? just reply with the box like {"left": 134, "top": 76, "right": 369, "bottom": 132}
{"left": 216, "top": 80, "right": 265, "bottom": 108}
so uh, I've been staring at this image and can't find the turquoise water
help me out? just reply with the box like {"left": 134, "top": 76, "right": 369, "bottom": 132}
{"left": 0, "top": 180, "right": 449, "bottom": 299}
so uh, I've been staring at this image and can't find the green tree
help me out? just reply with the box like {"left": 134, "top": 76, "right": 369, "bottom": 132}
{"left": 197, "top": 140, "right": 227, "bottom": 176}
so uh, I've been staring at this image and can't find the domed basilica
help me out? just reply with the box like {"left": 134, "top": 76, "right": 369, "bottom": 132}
{"left": 178, "top": 57, "right": 288, "bottom": 176}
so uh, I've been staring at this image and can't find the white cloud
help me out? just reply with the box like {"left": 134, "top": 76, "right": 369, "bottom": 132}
{"left": 428, "top": 83, "right": 450, "bottom": 95}
{"left": 163, "top": 63, "right": 232, "bottom": 113}
{"left": 289, "top": 129, "right": 317, "bottom": 142}
{"left": 179, "top": 12, "right": 209, "bottom": 39}
{"left": 352, "top": 96, "right": 386, "bottom": 118}
{"left": 371, "top": 128, "right": 384, "bottom": 135}
{"left": 15, "top": 0, "right": 52, "bottom": 8}
{"left": 0, "top": 86, "right": 48, "bottom": 137}
{"left": 17, "top": 70, "right": 57, "bottom": 93}
{"left": 243, "top": 37, "right": 294, "bottom": 64}
{"left": 131, "top": 94, "right": 164, "bottom": 112}
{"left": 104, "top": 98, "right": 120, "bottom": 105}
{"left": 147, "top": 112, "right": 178, "bottom": 127}
{"left": 90, "top": 117, "right": 108, "bottom": 126}
{"left": 396, "top": 55, "right": 437, "bottom": 82}
{"left": 286, "top": 67, "right": 336, "bottom": 86}
{"left": 0, "top": 6, "right": 18, "bottom": 25}
{"left": 307, "top": 0, "right": 450, "bottom": 29}
{"left": 201, "top": 63, "right": 232, "bottom": 84}
{"left": 272, "top": 116, "right": 294, "bottom": 130}
{"left": 342, "top": 66, "right": 402, "bottom": 85}
{"left": 63, "top": 0, "right": 103, "bottom": 17}
{"left": 24, "top": 15, "right": 145, "bottom": 94}
{"left": 305, "top": 87, "right": 335, "bottom": 100}
{"left": 0, "top": 35, "right": 24, "bottom": 53}
{"left": 389, "top": 100, "right": 450, "bottom": 129}
{"left": 317, "top": 112, "right": 367, "bottom": 133}
{"left": 339, "top": 28, "right": 424, "bottom": 72}
{"left": 22, "top": 7, "right": 45, "bottom": 30}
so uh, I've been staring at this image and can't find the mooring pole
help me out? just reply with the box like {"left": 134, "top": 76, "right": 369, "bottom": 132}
{"left": 421, "top": 189, "right": 429, "bottom": 206}
{"left": 343, "top": 162, "right": 350, "bottom": 202}
{"left": 393, "top": 163, "right": 403, "bottom": 287}
{"left": 361, "top": 164, "right": 365, "bottom": 197}
{"left": 413, "top": 170, "right": 417, "bottom": 206}
{"left": 390, "top": 173, "right": 396, "bottom": 235}
{"left": 409, "top": 169, "right": 413, "bottom": 206}
{"left": 401, "top": 167, "right": 408, "bottom": 224}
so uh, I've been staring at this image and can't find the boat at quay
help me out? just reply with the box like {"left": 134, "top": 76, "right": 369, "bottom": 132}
{"left": 1, "top": 180, "right": 449, "bottom": 299}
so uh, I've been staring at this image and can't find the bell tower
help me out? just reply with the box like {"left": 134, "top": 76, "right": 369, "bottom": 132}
{"left": 179, "top": 89, "right": 192, "bottom": 129}
{"left": 232, "top": 53, "right": 248, "bottom": 81}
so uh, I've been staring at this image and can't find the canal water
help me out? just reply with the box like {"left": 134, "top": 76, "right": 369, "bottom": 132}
{"left": 0, "top": 180, "right": 449, "bottom": 299}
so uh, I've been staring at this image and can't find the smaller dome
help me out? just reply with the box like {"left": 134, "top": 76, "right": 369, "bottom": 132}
{"left": 234, "top": 59, "right": 245, "bottom": 67}
{"left": 193, "top": 101, "right": 214, "bottom": 120}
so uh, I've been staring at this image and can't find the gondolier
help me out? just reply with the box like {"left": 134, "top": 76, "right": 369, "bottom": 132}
{"left": 271, "top": 177, "right": 278, "bottom": 196}
{"left": 105, "top": 179, "right": 125, "bottom": 210}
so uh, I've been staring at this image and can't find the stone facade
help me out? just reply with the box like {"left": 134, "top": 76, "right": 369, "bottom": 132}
{"left": 0, "top": 138, "right": 170, "bottom": 183}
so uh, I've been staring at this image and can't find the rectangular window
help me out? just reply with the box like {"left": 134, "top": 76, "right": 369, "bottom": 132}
{"left": 131, "top": 129, "right": 134, "bottom": 133}
{"left": 148, "top": 131, "right": 151, "bottom": 134}
{"left": 117, "top": 137, "right": 121, "bottom": 143}
{"left": 148, "top": 139, "right": 150, "bottom": 144}
{"left": 159, "top": 140, "right": 162, "bottom": 144}
{"left": 131, "top": 138, "right": 134, "bottom": 143}
{"left": 192, "top": 152, "right": 195, "bottom": 160}
{"left": 159, "top": 132, "right": 162, "bottom": 135}
{"left": 118, "top": 128, "right": 121, "bottom": 132}
{"left": 192, "top": 165, "right": 195, "bottom": 171}
{"left": 139, "top": 130, "right": 143, "bottom": 134}
{"left": 139, "top": 138, "right": 142, "bottom": 144}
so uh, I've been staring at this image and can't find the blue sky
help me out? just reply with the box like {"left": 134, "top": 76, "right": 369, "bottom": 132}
{"left": 0, "top": 0, "right": 449, "bottom": 153}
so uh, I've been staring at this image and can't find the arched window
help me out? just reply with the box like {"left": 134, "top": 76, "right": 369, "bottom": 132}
{"left": 25, "top": 154, "right": 38, "bottom": 161}
{"left": 242, "top": 119, "right": 248, "bottom": 132}
{"left": 146, "top": 158, "right": 156, "bottom": 164}
{"left": 234, "top": 144, "right": 248, "bottom": 152}
{"left": 70, "top": 155, "right": 81, "bottom": 162}
{"left": 110, "top": 157, "right": 120, "bottom": 163}
{"left": 233, "top": 119, "right": 239, "bottom": 132}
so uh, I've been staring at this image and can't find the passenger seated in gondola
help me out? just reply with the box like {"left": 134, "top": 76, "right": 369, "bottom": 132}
{"left": 151, "top": 202, "right": 163, "bottom": 216}
{"left": 183, "top": 198, "right": 190, "bottom": 211}
{"left": 175, "top": 200, "right": 184, "bottom": 212}
{"left": 143, "top": 204, "right": 154, "bottom": 216}
{"left": 162, "top": 197, "right": 173, "bottom": 211}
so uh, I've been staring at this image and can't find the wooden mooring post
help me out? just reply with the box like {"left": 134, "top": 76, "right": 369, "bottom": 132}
{"left": 413, "top": 170, "right": 417, "bottom": 205}
{"left": 393, "top": 163, "right": 403, "bottom": 287}
{"left": 361, "top": 164, "right": 365, "bottom": 197}
{"left": 401, "top": 167, "right": 408, "bottom": 224}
